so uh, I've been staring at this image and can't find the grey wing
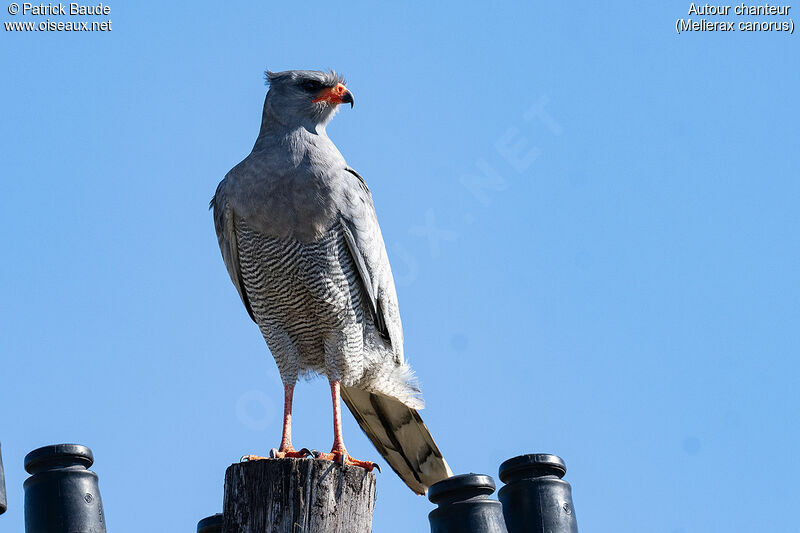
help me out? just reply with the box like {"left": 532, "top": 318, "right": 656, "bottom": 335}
{"left": 339, "top": 169, "right": 454, "bottom": 494}
{"left": 339, "top": 167, "right": 403, "bottom": 356}
{"left": 210, "top": 178, "right": 255, "bottom": 322}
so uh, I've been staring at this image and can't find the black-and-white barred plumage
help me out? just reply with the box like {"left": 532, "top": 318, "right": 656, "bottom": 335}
{"left": 237, "top": 221, "right": 368, "bottom": 383}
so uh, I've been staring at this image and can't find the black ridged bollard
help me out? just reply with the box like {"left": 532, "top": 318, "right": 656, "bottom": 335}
{"left": 24, "top": 444, "right": 107, "bottom": 533}
{"left": 428, "top": 474, "right": 508, "bottom": 533}
{"left": 197, "top": 513, "right": 223, "bottom": 533}
{"left": 498, "top": 454, "right": 578, "bottom": 533}
{"left": 0, "top": 441, "right": 7, "bottom": 515}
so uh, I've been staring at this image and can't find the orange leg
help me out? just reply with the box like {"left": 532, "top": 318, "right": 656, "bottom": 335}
{"left": 315, "top": 380, "right": 378, "bottom": 471}
{"left": 242, "top": 384, "right": 309, "bottom": 461}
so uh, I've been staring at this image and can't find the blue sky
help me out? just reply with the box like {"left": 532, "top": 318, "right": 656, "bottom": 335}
{"left": 1, "top": 1, "right": 798, "bottom": 531}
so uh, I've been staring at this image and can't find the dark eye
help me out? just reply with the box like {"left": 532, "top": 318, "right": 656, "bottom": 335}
{"left": 300, "top": 80, "right": 322, "bottom": 92}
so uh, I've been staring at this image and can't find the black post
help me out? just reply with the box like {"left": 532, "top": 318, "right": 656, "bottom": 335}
{"left": 498, "top": 454, "right": 578, "bottom": 533}
{"left": 197, "top": 513, "right": 223, "bottom": 533}
{"left": 0, "top": 441, "right": 7, "bottom": 515}
{"left": 24, "top": 444, "right": 107, "bottom": 533}
{"left": 428, "top": 473, "right": 508, "bottom": 533}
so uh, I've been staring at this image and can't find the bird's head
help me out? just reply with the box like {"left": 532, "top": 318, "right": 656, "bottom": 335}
{"left": 264, "top": 69, "right": 354, "bottom": 128}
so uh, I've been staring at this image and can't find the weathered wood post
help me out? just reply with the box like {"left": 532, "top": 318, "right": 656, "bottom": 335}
{"left": 222, "top": 458, "right": 377, "bottom": 533}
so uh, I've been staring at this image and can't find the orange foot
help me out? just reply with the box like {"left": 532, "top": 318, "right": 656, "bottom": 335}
{"left": 240, "top": 448, "right": 311, "bottom": 462}
{"left": 314, "top": 449, "right": 380, "bottom": 472}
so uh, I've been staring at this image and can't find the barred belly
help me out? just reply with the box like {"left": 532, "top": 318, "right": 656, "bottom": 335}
{"left": 236, "top": 221, "right": 366, "bottom": 383}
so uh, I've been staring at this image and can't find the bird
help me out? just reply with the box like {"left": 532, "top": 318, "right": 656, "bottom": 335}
{"left": 211, "top": 69, "right": 452, "bottom": 494}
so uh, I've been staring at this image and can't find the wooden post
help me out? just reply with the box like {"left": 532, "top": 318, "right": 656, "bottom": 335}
{"left": 222, "top": 458, "right": 377, "bottom": 533}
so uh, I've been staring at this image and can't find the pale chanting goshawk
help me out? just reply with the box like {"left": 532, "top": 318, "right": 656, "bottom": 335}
{"left": 211, "top": 69, "right": 452, "bottom": 494}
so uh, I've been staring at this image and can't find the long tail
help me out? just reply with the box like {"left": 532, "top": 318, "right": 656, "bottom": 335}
{"left": 341, "top": 386, "right": 453, "bottom": 495}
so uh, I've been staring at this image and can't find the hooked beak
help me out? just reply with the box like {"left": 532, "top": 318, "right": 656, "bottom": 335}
{"left": 312, "top": 83, "right": 355, "bottom": 109}
{"left": 341, "top": 90, "right": 354, "bottom": 108}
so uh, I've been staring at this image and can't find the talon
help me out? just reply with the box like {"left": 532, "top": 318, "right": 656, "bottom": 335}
{"left": 240, "top": 454, "right": 268, "bottom": 462}
{"left": 297, "top": 448, "right": 313, "bottom": 458}
{"left": 373, "top": 463, "right": 381, "bottom": 473}
{"left": 269, "top": 448, "right": 312, "bottom": 459}
{"left": 314, "top": 450, "right": 377, "bottom": 471}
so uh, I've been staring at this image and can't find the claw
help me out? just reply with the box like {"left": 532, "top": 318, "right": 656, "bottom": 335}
{"left": 240, "top": 454, "right": 268, "bottom": 462}
{"left": 267, "top": 448, "right": 314, "bottom": 459}
{"left": 297, "top": 448, "right": 313, "bottom": 458}
{"left": 314, "top": 449, "right": 377, "bottom": 471}
{"left": 373, "top": 463, "right": 381, "bottom": 473}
